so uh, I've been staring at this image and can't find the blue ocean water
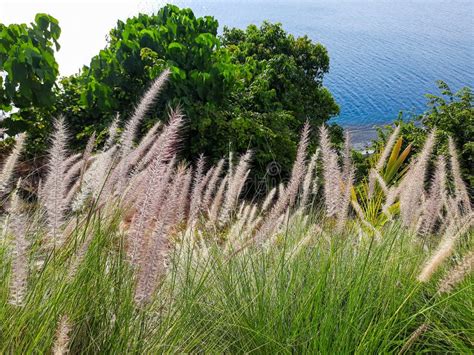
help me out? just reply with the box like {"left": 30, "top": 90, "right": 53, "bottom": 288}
{"left": 152, "top": 0, "right": 474, "bottom": 135}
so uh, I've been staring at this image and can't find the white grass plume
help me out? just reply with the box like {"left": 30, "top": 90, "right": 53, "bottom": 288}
{"left": 134, "top": 166, "right": 186, "bottom": 305}
{"left": 0, "top": 132, "right": 26, "bottom": 194}
{"left": 209, "top": 176, "right": 228, "bottom": 224}
{"left": 400, "top": 130, "right": 436, "bottom": 227}
{"left": 301, "top": 149, "right": 319, "bottom": 208}
{"left": 43, "top": 117, "right": 69, "bottom": 243}
{"left": 261, "top": 186, "right": 277, "bottom": 213}
{"left": 136, "top": 107, "right": 184, "bottom": 171}
{"left": 70, "top": 146, "right": 117, "bottom": 211}
{"left": 437, "top": 250, "right": 473, "bottom": 295}
{"left": 418, "top": 212, "right": 473, "bottom": 282}
{"left": 53, "top": 314, "right": 71, "bottom": 355}
{"left": 201, "top": 159, "right": 224, "bottom": 210}
{"left": 448, "top": 137, "right": 471, "bottom": 214}
{"left": 319, "top": 124, "right": 342, "bottom": 217}
{"left": 399, "top": 323, "right": 429, "bottom": 354}
{"left": 8, "top": 181, "right": 28, "bottom": 306}
{"left": 120, "top": 69, "right": 171, "bottom": 156}
{"left": 127, "top": 157, "right": 176, "bottom": 266}
{"left": 188, "top": 155, "right": 206, "bottom": 224}
{"left": 336, "top": 168, "right": 354, "bottom": 233}
{"left": 104, "top": 114, "right": 119, "bottom": 150}
{"left": 220, "top": 151, "right": 252, "bottom": 224}
{"left": 416, "top": 155, "right": 446, "bottom": 236}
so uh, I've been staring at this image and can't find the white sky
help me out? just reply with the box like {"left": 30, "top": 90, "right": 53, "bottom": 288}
{"left": 0, "top": 0, "right": 173, "bottom": 75}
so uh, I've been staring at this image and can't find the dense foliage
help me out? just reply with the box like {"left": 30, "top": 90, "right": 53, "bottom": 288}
{"left": 374, "top": 81, "right": 473, "bottom": 189}
{"left": 0, "top": 13, "right": 60, "bottom": 152}
{"left": 7, "top": 5, "right": 337, "bottom": 181}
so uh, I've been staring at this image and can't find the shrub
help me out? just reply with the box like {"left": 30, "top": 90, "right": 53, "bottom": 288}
{"left": 374, "top": 81, "right": 473, "bottom": 189}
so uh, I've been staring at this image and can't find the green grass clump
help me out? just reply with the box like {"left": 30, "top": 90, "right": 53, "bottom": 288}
{"left": 1, "top": 212, "right": 472, "bottom": 353}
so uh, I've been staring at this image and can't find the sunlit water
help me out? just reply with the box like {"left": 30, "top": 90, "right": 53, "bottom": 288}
{"left": 150, "top": 0, "right": 474, "bottom": 143}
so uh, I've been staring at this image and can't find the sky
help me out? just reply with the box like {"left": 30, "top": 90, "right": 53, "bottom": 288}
{"left": 0, "top": 0, "right": 171, "bottom": 75}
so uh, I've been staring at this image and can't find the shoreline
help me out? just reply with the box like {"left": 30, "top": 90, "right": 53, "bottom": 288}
{"left": 342, "top": 124, "right": 380, "bottom": 152}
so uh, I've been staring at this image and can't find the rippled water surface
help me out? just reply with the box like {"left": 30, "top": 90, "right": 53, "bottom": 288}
{"left": 164, "top": 0, "right": 473, "bottom": 131}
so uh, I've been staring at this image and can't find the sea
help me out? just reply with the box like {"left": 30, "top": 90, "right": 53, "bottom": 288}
{"left": 149, "top": 0, "right": 474, "bottom": 145}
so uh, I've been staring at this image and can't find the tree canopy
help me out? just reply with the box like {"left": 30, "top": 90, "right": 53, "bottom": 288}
{"left": 0, "top": 5, "right": 339, "bottom": 181}
{"left": 0, "top": 13, "right": 60, "bottom": 151}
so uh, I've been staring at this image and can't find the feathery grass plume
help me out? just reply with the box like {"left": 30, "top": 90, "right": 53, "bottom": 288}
{"left": 80, "top": 132, "right": 96, "bottom": 178}
{"left": 175, "top": 167, "right": 192, "bottom": 225}
{"left": 70, "top": 146, "right": 117, "bottom": 211}
{"left": 134, "top": 168, "right": 184, "bottom": 306}
{"left": 228, "top": 151, "right": 234, "bottom": 177}
{"left": 104, "top": 114, "right": 119, "bottom": 150}
{"left": 43, "top": 117, "right": 69, "bottom": 242}
{"left": 376, "top": 125, "right": 401, "bottom": 171}
{"left": 418, "top": 213, "right": 473, "bottom": 282}
{"left": 127, "top": 121, "right": 162, "bottom": 172}
{"left": 52, "top": 315, "right": 71, "bottom": 355}
{"left": 136, "top": 107, "right": 184, "bottom": 171}
{"left": 319, "top": 124, "right": 342, "bottom": 217}
{"left": 400, "top": 130, "right": 436, "bottom": 227}
{"left": 448, "top": 137, "right": 471, "bottom": 214}
{"left": 120, "top": 69, "right": 171, "bottom": 157}
{"left": 110, "top": 106, "right": 183, "bottom": 198}
{"left": 336, "top": 168, "right": 355, "bottom": 233}
{"left": 219, "top": 151, "right": 252, "bottom": 224}
{"left": 201, "top": 159, "right": 224, "bottom": 211}
{"left": 208, "top": 176, "right": 228, "bottom": 224}
{"left": 437, "top": 251, "right": 473, "bottom": 294}
{"left": 342, "top": 132, "right": 352, "bottom": 181}
{"left": 8, "top": 181, "right": 28, "bottom": 306}
{"left": 63, "top": 161, "right": 97, "bottom": 210}
{"left": 251, "top": 122, "right": 310, "bottom": 246}
{"left": 188, "top": 155, "right": 205, "bottom": 223}
{"left": 399, "top": 323, "right": 429, "bottom": 354}
{"left": 246, "top": 204, "right": 258, "bottom": 228}
{"left": 368, "top": 169, "right": 377, "bottom": 198}
{"left": 301, "top": 149, "right": 319, "bottom": 208}
{"left": 116, "top": 70, "right": 171, "bottom": 192}
{"left": 287, "top": 122, "right": 310, "bottom": 206}
{"left": 64, "top": 153, "right": 82, "bottom": 169}
{"left": 417, "top": 155, "right": 446, "bottom": 236}
{"left": 166, "top": 165, "right": 191, "bottom": 227}
{"left": 226, "top": 204, "right": 252, "bottom": 247}
{"left": 261, "top": 186, "right": 277, "bottom": 213}
{"left": 0, "top": 132, "right": 26, "bottom": 194}
{"left": 127, "top": 157, "right": 176, "bottom": 266}
{"left": 64, "top": 155, "right": 97, "bottom": 195}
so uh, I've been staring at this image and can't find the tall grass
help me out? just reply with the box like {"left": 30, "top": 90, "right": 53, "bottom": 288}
{"left": 0, "top": 71, "right": 472, "bottom": 353}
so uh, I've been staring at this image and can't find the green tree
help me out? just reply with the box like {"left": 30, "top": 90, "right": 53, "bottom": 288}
{"left": 0, "top": 13, "right": 61, "bottom": 152}
{"left": 58, "top": 5, "right": 239, "bottom": 151}
{"left": 57, "top": 5, "right": 339, "bottom": 180}
{"left": 221, "top": 22, "right": 339, "bottom": 175}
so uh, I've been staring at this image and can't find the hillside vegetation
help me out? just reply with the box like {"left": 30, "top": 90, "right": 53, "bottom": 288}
{"left": 0, "top": 70, "right": 472, "bottom": 353}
